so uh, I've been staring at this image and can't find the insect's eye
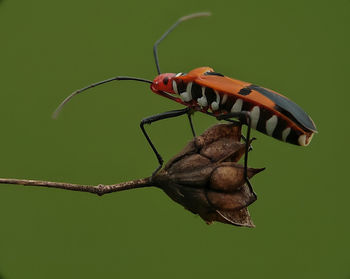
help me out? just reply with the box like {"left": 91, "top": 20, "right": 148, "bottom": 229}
{"left": 163, "top": 77, "right": 169, "bottom": 85}
{"left": 204, "top": 71, "right": 224, "bottom": 77}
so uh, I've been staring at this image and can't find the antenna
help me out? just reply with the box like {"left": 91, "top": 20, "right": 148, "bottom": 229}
{"left": 52, "top": 76, "right": 152, "bottom": 119}
{"left": 53, "top": 13, "right": 211, "bottom": 118}
{"left": 153, "top": 12, "right": 211, "bottom": 75}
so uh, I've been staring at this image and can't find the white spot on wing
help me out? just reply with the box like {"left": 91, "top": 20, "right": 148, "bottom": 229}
{"left": 175, "top": 72, "right": 183, "bottom": 77}
{"left": 250, "top": 106, "right": 260, "bottom": 129}
{"left": 172, "top": 80, "right": 178, "bottom": 94}
{"left": 282, "top": 127, "right": 291, "bottom": 142}
{"left": 231, "top": 98, "right": 243, "bottom": 113}
{"left": 266, "top": 115, "right": 278, "bottom": 136}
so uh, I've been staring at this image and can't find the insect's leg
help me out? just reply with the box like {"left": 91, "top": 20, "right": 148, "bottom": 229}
{"left": 241, "top": 135, "right": 255, "bottom": 151}
{"left": 216, "top": 111, "right": 257, "bottom": 202}
{"left": 187, "top": 110, "right": 196, "bottom": 137}
{"left": 140, "top": 107, "right": 191, "bottom": 175}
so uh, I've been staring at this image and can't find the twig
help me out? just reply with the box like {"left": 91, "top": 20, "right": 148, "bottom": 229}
{"left": 0, "top": 177, "right": 153, "bottom": 196}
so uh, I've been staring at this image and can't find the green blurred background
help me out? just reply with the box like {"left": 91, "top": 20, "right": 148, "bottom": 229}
{"left": 0, "top": 0, "right": 349, "bottom": 278}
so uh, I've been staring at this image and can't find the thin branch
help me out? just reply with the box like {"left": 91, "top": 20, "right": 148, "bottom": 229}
{"left": 0, "top": 177, "right": 153, "bottom": 196}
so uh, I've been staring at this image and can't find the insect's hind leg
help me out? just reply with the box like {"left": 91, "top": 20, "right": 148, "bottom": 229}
{"left": 140, "top": 107, "right": 191, "bottom": 176}
{"left": 216, "top": 111, "right": 257, "bottom": 202}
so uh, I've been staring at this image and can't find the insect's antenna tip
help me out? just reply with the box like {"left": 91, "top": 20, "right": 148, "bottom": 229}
{"left": 179, "top": 12, "right": 212, "bottom": 22}
{"left": 52, "top": 109, "right": 60, "bottom": 120}
{"left": 52, "top": 101, "right": 67, "bottom": 119}
{"left": 51, "top": 90, "right": 80, "bottom": 120}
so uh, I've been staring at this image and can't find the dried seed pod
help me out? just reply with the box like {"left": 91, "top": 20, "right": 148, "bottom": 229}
{"left": 206, "top": 183, "right": 255, "bottom": 210}
{"left": 200, "top": 138, "right": 246, "bottom": 162}
{"left": 210, "top": 163, "right": 264, "bottom": 192}
{"left": 152, "top": 123, "right": 265, "bottom": 227}
{"left": 167, "top": 154, "right": 211, "bottom": 174}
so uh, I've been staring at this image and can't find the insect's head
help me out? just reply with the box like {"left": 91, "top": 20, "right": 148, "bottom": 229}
{"left": 150, "top": 73, "right": 187, "bottom": 104}
{"left": 151, "top": 73, "right": 176, "bottom": 93}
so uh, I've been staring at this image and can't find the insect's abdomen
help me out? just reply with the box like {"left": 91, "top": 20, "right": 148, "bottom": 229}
{"left": 173, "top": 80, "right": 314, "bottom": 146}
{"left": 219, "top": 93, "right": 313, "bottom": 146}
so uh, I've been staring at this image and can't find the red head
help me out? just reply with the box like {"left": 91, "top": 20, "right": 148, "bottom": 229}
{"left": 150, "top": 67, "right": 216, "bottom": 105}
{"left": 150, "top": 73, "right": 185, "bottom": 104}
{"left": 151, "top": 73, "right": 176, "bottom": 92}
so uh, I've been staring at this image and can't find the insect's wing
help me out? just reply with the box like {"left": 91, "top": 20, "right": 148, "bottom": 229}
{"left": 195, "top": 75, "right": 317, "bottom": 133}
{"left": 194, "top": 75, "right": 275, "bottom": 107}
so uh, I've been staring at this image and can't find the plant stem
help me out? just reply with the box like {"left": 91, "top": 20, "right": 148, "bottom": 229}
{"left": 0, "top": 177, "right": 153, "bottom": 196}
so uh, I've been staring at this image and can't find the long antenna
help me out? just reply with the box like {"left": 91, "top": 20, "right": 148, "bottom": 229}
{"left": 153, "top": 12, "right": 211, "bottom": 75}
{"left": 52, "top": 76, "right": 152, "bottom": 119}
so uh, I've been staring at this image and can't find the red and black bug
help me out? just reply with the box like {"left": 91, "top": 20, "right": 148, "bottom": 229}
{"left": 53, "top": 12, "right": 317, "bottom": 197}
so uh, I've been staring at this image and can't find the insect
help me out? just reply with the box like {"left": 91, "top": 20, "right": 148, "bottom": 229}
{"left": 53, "top": 12, "right": 317, "bottom": 197}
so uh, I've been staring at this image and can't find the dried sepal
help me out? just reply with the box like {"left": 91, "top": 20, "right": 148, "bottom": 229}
{"left": 152, "top": 123, "right": 265, "bottom": 227}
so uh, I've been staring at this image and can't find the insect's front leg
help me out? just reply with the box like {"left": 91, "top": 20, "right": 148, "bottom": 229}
{"left": 186, "top": 108, "right": 196, "bottom": 137}
{"left": 140, "top": 107, "right": 191, "bottom": 176}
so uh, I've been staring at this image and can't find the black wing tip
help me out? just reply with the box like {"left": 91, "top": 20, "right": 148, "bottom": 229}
{"left": 307, "top": 116, "right": 318, "bottom": 133}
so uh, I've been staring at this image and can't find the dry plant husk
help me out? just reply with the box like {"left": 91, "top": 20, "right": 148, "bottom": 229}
{"left": 152, "top": 123, "right": 264, "bottom": 227}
